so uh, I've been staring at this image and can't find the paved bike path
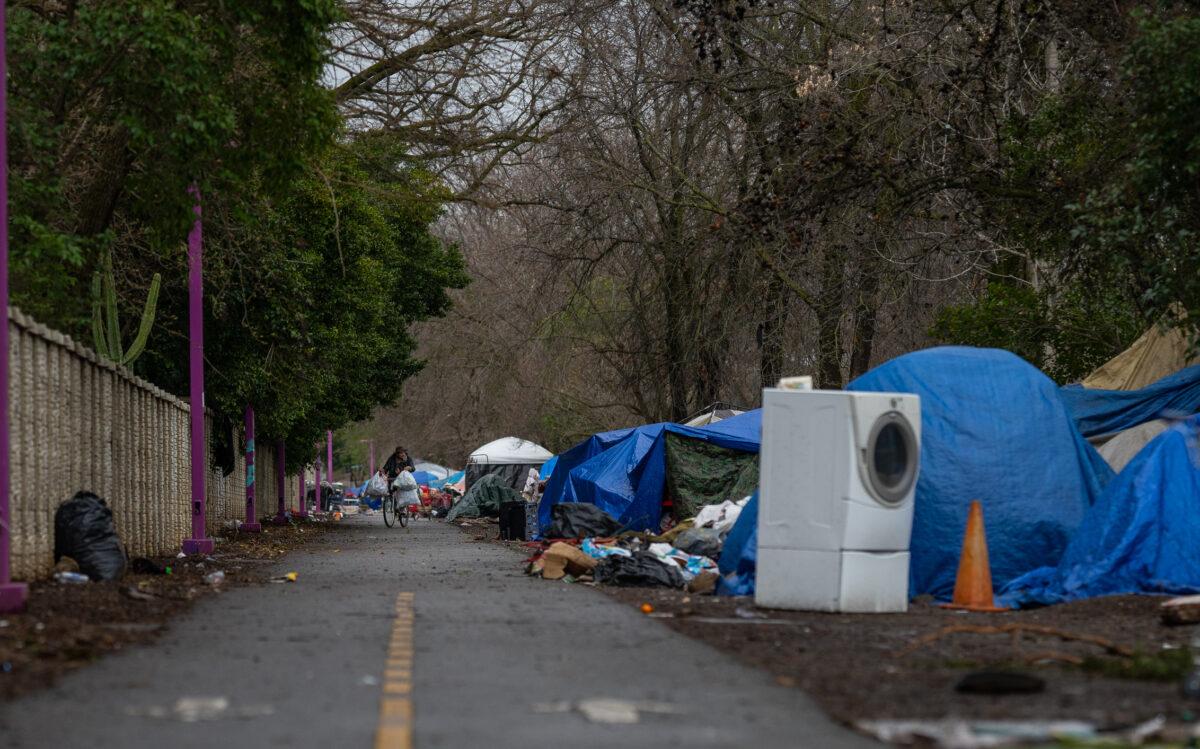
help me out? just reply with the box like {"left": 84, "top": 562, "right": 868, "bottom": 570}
{"left": 0, "top": 516, "right": 878, "bottom": 748}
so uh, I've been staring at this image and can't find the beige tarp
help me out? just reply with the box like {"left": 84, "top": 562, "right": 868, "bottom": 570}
{"left": 1082, "top": 309, "right": 1199, "bottom": 391}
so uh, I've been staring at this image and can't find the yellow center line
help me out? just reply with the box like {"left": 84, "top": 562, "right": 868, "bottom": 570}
{"left": 375, "top": 592, "right": 414, "bottom": 749}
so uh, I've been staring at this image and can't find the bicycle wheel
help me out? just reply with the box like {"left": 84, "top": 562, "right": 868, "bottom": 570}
{"left": 383, "top": 495, "right": 396, "bottom": 528}
{"left": 397, "top": 502, "right": 408, "bottom": 528}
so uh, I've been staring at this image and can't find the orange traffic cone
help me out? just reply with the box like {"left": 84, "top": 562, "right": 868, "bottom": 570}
{"left": 941, "top": 500, "right": 1008, "bottom": 612}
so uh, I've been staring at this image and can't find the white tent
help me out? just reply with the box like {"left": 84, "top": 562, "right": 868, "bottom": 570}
{"left": 465, "top": 437, "right": 552, "bottom": 490}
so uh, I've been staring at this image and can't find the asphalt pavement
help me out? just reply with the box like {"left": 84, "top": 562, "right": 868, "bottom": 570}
{"left": 0, "top": 515, "right": 878, "bottom": 748}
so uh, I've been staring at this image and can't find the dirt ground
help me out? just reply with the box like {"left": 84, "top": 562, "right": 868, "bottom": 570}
{"left": 0, "top": 518, "right": 346, "bottom": 702}
{"left": 460, "top": 524, "right": 1197, "bottom": 732}
{"left": 604, "top": 588, "right": 1192, "bottom": 730}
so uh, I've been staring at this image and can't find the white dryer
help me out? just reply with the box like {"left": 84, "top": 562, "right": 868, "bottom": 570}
{"left": 755, "top": 389, "right": 921, "bottom": 612}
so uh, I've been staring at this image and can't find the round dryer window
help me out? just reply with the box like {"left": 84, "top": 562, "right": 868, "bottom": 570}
{"left": 865, "top": 411, "right": 919, "bottom": 505}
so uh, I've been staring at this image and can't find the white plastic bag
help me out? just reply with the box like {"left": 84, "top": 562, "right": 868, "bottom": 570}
{"left": 392, "top": 470, "right": 420, "bottom": 503}
{"left": 366, "top": 473, "right": 389, "bottom": 497}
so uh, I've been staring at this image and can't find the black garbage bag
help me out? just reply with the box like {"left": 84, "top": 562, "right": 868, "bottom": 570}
{"left": 54, "top": 491, "right": 126, "bottom": 581}
{"left": 594, "top": 551, "right": 685, "bottom": 588}
{"left": 548, "top": 503, "right": 622, "bottom": 539}
{"left": 673, "top": 528, "right": 723, "bottom": 560}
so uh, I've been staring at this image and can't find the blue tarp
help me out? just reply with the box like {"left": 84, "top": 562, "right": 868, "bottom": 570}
{"left": 540, "top": 455, "right": 558, "bottom": 479}
{"left": 411, "top": 470, "right": 439, "bottom": 486}
{"left": 1059, "top": 364, "right": 1200, "bottom": 438}
{"left": 538, "top": 411, "right": 764, "bottom": 532}
{"left": 431, "top": 469, "right": 464, "bottom": 490}
{"left": 717, "top": 491, "right": 758, "bottom": 596}
{"left": 1002, "top": 416, "right": 1200, "bottom": 607}
{"left": 849, "top": 347, "right": 1114, "bottom": 601}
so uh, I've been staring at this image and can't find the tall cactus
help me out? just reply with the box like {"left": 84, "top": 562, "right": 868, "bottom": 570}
{"left": 91, "top": 252, "right": 161, "bottom": 367}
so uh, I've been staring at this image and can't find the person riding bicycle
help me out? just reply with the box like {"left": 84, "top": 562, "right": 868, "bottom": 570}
{"left": 383, "top": 446, "right": 415, "bottom": 482}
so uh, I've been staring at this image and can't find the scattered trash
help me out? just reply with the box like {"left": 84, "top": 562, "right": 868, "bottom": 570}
{"left": 223, "top": 520, "right": 242, "bottom": 531}
{"left": 734, "top": 605, "right": 766, "bottom": 619}
{"left": 1163, "top": 594, "right": 1200, "bottom": 626}
{"left": 594, "top": 551, "right": 685, "bottom": 588}
{"left": 955, "top": 671, "right": 1045, "bottom": 695}
{"left": 130, "top": 557, "right": 167, "bottom": 575}
{"left": 548, "top": 503, "right": 623, "bottom": 539}
{"left": 53, "top": 571, "right": 90, "bottom": 585}
{"left": 581, "top": 537, "right": 632, "bottom": 560}
{"left": 541, "top": 543, "right": 598, "bottom": 580}
{"left": 121, "top": 584, "right": 159, "bottom": 602}
{"left": 686, "top": 571, "right": 719, "bottom": 595}
{"left": 0, "top": 619, "right": 8, "bottom": 628}
{"left": 360, "top": 675, "right": 379, "bottom": 686}
{"left": 177, "top": 552, "right": 187, "bottom": 559}
{"left": 1183, "top": 632, "right": 1200, "bottom": 699}
{"left": 646, "top": 543, "right": 717, "bottom": 581}
{"left": 672, "top": 527, "right": 723, "bottom": 560}
{"left": 532, "top": 698, "right": 683, "bottom": 725}
{"left": 203, "top": 571, "right": 226, "bottom": 586}
{"left": 54, "top": 491, "right": 126, "bottom": 581}
{"left": 640, "top": 603, "right": 654, "bottom": 614}
{"left": 126, "top": 696, "right": 274, "bottom": 722}
{"left": 268, "top": 572, "right": 298, "bottom": 584}
{"left": 692, "top": 497, "right": 749, "bottom": 534}
{"left": 857, "top": 719, "right": 1098, "bottom": 748}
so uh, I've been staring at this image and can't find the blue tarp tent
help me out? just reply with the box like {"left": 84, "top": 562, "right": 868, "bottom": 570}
{"left": 1059, "top": 364, "right": 1200, "bottom": 438}
{"left": 717, "top": 347, "right": 1116, "bottom": 599}
{"left": 849, "top": 347, "right": 1114, "bottom": 600}
{"left": 538, "top": 411, "right": 764, "bottom": 532}
{"left": 539, "top": 455, "right": 558, "bottom": 480}
{"left": 1002, "top": 416, "right": 1200, "bottom": 606}
{"left": 411, "top": 470, "right": 439, "bottom": 486}
{"left": 431, "top": 469, "right": 464, "bottom": 490}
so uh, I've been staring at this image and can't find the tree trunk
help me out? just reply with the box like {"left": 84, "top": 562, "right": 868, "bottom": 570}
{"left": 74, "top": 127, "right": 131, "bottom": 236}
{"left": 757, "top": 257, "right": 788, "bottom": 390}
{"left": 848, "top": 269, "right": 881, "bottom": 380}
{"left": 815, "top": 249, "right": 845, "bottom": 389}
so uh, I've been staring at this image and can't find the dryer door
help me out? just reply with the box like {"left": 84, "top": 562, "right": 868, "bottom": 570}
{"left": 864, "top": 411, "right": 919, "bottom": 505}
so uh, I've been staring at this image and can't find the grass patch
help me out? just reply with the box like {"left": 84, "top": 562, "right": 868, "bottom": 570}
{"left": 1082, "top": 647, "right": 1192, "bottom": 682}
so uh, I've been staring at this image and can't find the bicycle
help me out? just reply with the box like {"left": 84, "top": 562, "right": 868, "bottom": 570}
{"left": 382, "top": 489, "right": 408, "bottom": 528}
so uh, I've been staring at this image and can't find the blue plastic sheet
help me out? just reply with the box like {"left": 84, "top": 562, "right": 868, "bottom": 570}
{"left": 1059, "top": 364, "right": 1200, "bottom": 438}
{"left": 849, "top": 347, "right": 1114, "bottom": 601}
{"left": 1002, "top": 416, "right": 1200, "bottom": 607}
{"left": 539, "top": 455, "right": 558, "bottom": 480}
{"left": 538, "top": 411, "right": 765, "bottom": 533}
{"left": 411, "top": 470, "right": 439, "bottom": 486}
{"left": 717, "top": 491, "right": 758, "bottom": 596}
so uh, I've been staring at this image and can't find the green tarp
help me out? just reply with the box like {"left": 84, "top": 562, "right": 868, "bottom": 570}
{"left": 664, "top": 432, "right": 758, "bottom": 520}
{"left": 446, "top": 473, "right": 522, "bottom": 521}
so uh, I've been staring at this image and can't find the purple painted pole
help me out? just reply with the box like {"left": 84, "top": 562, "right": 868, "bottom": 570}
{"left": 295, "top": 470, "right": 307, "bottom": 519}
{"left": 241, "top": 405, "right": 261, "bottom": 532}
{"left": 314, "top": 446, "right": 322, "bottom": 514}
{"left": 326, "top": 430, "right": 333, "bottom": 483}
{"left": 181, "top": 188, "right": 213, "bottom": 556}
{"left": 273, "top": 440, "right": 287, "bottom": 524}
{"left": 0, "top": 0, "right": 28, "bottom": 613}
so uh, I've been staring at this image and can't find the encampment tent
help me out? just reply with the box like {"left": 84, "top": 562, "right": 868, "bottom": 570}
{"left": 538, "top": 411, "right": 762, "bottom": 533}
{"left": 716, "top": 347, "right": 1115, "bottom": 601}
{"left": 1002, "top": 416, "right": 1200, "bottom": 607}
{"left": 465, "top": 437, "right": 552, "bottom": 491}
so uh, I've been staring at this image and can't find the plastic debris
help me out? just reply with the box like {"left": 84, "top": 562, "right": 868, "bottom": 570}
{"left": 126, "top": 696, "right": 274, "bottom": 722}
{"left": 203, "top": 571, "right": 226, "bottom": 585}
{"left": 54, "top": 491, "right": 126, "bottom": 581}
{"left": 640, "top": 603, "right": 654, "bottom": 614}
{"left": 53, "top": 571, "right": 89, "bottom": 585}
{"left": 548, "top": 503, "right": 622, "bottom": 539}
{"left": 532, "top": 698, "right": 683, "bottom": 725}
{"left": 857, "top": 719, "right": 1098, "bottom": 748}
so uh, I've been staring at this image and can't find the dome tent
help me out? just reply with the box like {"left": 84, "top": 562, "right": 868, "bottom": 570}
{"left": 465, "top": 437, "right": 552, "bottom": 491}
